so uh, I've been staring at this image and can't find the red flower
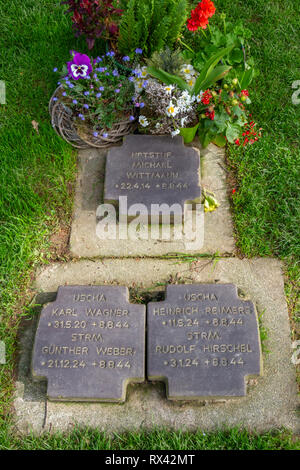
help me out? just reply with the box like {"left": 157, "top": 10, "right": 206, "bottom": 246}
{"left": 241, "top": 89, "right": 249, "bottom": 97}
{"left": 187, "top": 0, "right": 215, "bottom": 31}
{"left": 234, "top": 139, "right": 240, "bottom": 146}
{"left": 187, "top": 9, "right": 209, "bottom": 30}
{"left": 232, "top": 188, "right": 236, "bottom": 194}
{"left": 201, "top": 0, "right": 216, "bottom": 18}
{"left": 201, "top": 89, "right": 212, "bottom": 105}
{"left": 205, "top": 109, "right": 215, "bottom": 120}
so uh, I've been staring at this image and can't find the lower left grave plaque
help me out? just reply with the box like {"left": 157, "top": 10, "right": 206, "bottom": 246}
{"left": 32, "top": 286, "right": 146, "bottom": 402}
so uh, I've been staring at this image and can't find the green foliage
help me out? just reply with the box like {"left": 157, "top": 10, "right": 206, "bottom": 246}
{"left": 182, "top": 11, "right": 257, "bottom": 88}
{"left": 198, "top": 81, "right": 256, "bottom": 148}
{"left": 55, "top": 54, "right": 135, "bottom": 131}
{"left": 180, "top": 123, "right": 199, "bottom": 144}
{"left": 192, "top": 45, "right": 234, "bottom": 94}
{"left": 258, "top": 310, "right": 270, "bottom": 355}
{"left": 147, "top": 48, "right": 187, "bottom": 76}
{"left": 146, "top": 66, "right": 190, "bottom": 91}
{"left": 118, "top": 0, "right": 188, "bottom": 57}
{"left": 0, "top": 425, "right": 299, "bottom": 450}
{"left": 147, "top": 46, "right": 233, "bottom": 95}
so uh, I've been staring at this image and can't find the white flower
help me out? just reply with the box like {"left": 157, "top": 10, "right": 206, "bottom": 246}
{"left": 164, "top": 85, "right": 174, "bottom": 95}
{"left": 171, "top": 129, "right": 180, "bottom": 137}
{"left": 177, "top": 91, "right": 195, "bottom": 112}
{"left": 139, "top": 115, "right": 149, "bottom": 127}
{"left": 180, "top": 116, "right": 188, "bottom": 127}
{"left": 140, "top": 66, "right": 148, "bottom": 78}
{"left": 196, "top": 91, "right": 204, "bottom": 103}
{"left": 181, "top": 64, "right": 196, "bottom": 76}
{"left": 166, "top": 102, "right": 179, "bottom": 117}
{"left": 134, "top": 79, "right": 144, "bottom": 93}
{"left": 187, "top": 76, "right": 196, "bottom": 88}
{"left": 155, "top": 122, "right": 161, "bottom": 129}
{"left": 184, "top": 73, "right": 192, "bottom": 81}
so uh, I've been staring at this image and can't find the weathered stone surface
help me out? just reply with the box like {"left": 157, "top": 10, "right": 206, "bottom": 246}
{"left": 15, "top": 258, "right": 298, "bottom": 433}
{"left": 32, "top": 286, "right": 145, "bottom": 402}
{"left": 147, "top": 284, "right": 262, "bottom": 400}
{"left": 69, "top": 141, "right": 235, "bottom": 256}
{"left": 104, "top": 135, "right": 201, "bottom": 223}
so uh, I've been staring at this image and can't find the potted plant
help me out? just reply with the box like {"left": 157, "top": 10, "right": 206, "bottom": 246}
{"left": 50, "top": 50, "right": 138, "bottom": 148}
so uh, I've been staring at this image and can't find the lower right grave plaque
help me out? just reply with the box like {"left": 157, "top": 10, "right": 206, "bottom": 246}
{"left": 147, "top": 284, "right": 263, "bottom": 400}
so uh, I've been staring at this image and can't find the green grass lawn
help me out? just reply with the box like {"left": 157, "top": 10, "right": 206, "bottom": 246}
{"left": 0, "top": 427, "right": 298, "bottom": 450}
{"left": 0, "top": 0, "right": 299, "bottom": 450}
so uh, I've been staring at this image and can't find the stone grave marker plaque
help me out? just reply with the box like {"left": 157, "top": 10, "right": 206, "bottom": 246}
{"left": 147, "top": 284, "right": 262, "bottom": 400}
{"left": 32, "top": 286, "right": 145, "bottom": 402}
{"left": 104, "top": 135, "right": 201, "bottom": 223}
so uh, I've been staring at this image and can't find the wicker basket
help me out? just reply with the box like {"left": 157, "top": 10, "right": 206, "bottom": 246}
{"left": 49, "top": 86, "right": 137, "bottom": 149}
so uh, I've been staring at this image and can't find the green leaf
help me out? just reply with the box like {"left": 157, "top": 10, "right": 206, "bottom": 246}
{"left": 195, "top": 65, "right": 231, "bottom": 93}
{"left": 212, "top": 134, "right": 226, "bottom": 147}
{"left": 230, "top": 48, "right": 244, "bottom": 64}
{"left": 147, "top": 66, "right": 190, "bottom": 91}
{"left": 193, "top": 45, "right": 235, "bottom": 87}
{"left": 198, "top": 128, "right": 213, "bottom": 148}
{"left": 232, "top": 105, "right": 243, "bottom": 117}
{"left": 225, "top": 123, "right": 240, "bottom": 143}
{"left": 213, "top": 112, "right": 229, "bottom": 132}
{"left": 239, "top": 67, "right": 254, "bottom": 89}
{"left": 180, "top": 123, "right": 199, "bottom": 144}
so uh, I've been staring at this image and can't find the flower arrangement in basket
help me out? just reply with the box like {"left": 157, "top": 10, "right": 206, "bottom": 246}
{"left": 53, "top": 0, "right": 262, "bottom": 151}
{"left": 50, "top": 50, "right": 140, "bottom": 148}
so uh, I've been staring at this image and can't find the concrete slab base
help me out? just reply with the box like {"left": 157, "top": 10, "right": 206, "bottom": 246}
{"left": 69, "top": 141, "right": 235, "bottom": 257}
{"left": 14, "top": 258, "right": 299, "bottom": 434}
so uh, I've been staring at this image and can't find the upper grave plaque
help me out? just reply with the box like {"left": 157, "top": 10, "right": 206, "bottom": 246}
{"left": 32, "top": 286, "right": 145, "bottom": 402}
{"left": 104, "top": 135, "right": 201, "bottom": 223}
{"left": 147, "top": 284, "right": 262, "bottom": 400}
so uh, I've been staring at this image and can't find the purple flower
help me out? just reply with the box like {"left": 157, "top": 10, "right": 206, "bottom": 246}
{"left": 105, "top": 72, "right": 110, "bottom": 76}
{"left": 53, "top": 67, "right": 58, "bottom": 72}
{"left": 135, "top": 102, "right": 140, "bottom": 108}
{"left": 129, "top": 76, "right": 134, "bottom": 82}
{"left": 83, "top": 104, "right": 89, "bottom": 109}
{"left": 99, "top": 86, "right": 104, "bottom": 91}
{"left": 129, "top": 116, "right": 135, "bottom": 121}
{"left": 52, "top": 97, "right": 58, "bottom": 101}
{"left": 93, "top": 131, "right": 99, "bottom": 137}
{"left": 96, "top": 93, "right": 102, "bottom": 98}
{"left": 123, "top": 56, "right": 130, "bottom": 61}
{"left": 68, "top": 83, "right": 74, "bottom": 89}
{"left": 57, "top": 81, "right": 61, "bottom": 85}
{"left": 72, "top": 99, "right": 78, "bottom": 104}
{"left": 62, "top": 92, "right": 67, "bottom": 96}
{"left": 102, "top": 132, "right": 108, "bottom": 138}
{"left": 115, "top": 89, "right": 120, "bottom": 93}
{"left": 67, "top": 53, "right": 92, "bottom": 80}
{"left": 84, "top": 91, "right": 89, "bottom": 96}
{"left": 113, "top": 69, "right": 119, "bottom": 77}
{"left": 140, "top": 102, "right": 145, "bottom": 108}
{"left": 135, "top": 48, "right": 143, "bottom": 54}
{"left": 78, "top": 113, "right": 85, "bottom": 121}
